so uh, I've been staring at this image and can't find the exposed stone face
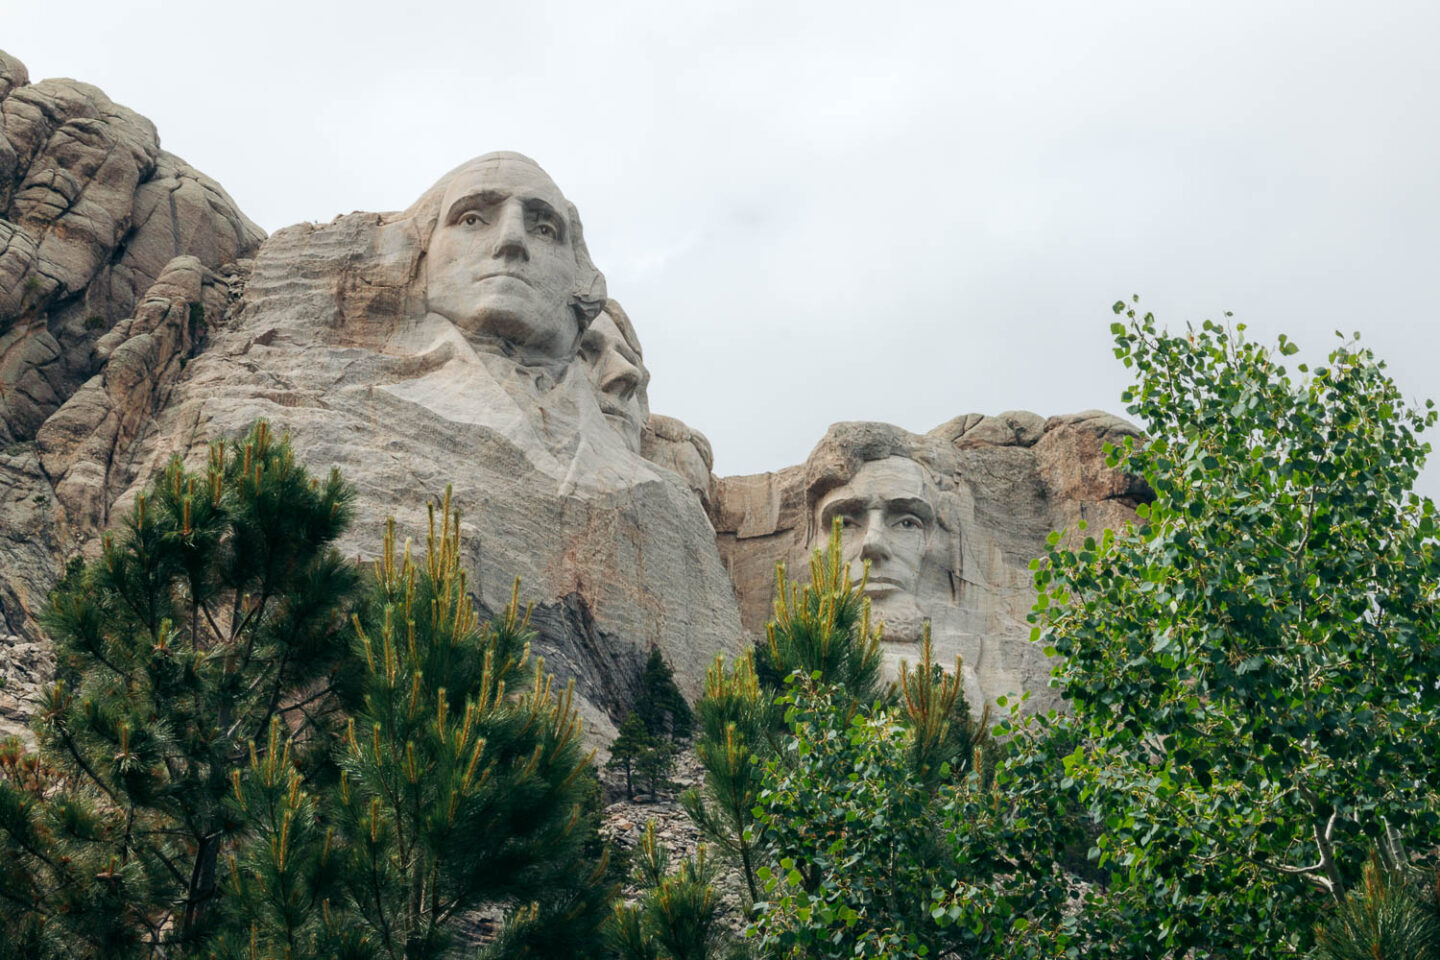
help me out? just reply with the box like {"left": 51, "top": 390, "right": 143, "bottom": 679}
{"left": 0, "top": 50, "right": 1148, "bottom": 743}
{"left": 710, "top": 411, "right": 1149, "bottom": 716}
{"left": 0, "top": 49, "right": 263, "bottom": 446}
{"left": 104, "top": 159, "right": 747, "bottom": 742}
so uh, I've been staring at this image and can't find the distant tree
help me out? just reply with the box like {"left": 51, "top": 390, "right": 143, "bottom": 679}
{"left": 608, "top": 711, "right": 650, "bottom": 801}
{"left": 635, "top": 733, "right": 678, "bottom": 800}
{"left": 635, "top": 646, "right": 693, "bottom": 741}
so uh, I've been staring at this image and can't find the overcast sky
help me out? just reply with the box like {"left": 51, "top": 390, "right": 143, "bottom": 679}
{"left": 7, "top": 0, "right": 1439, "bottom": 494}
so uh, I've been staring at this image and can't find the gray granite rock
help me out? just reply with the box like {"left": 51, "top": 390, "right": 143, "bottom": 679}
{"left": 710, "top": 412, "right": 1149, "bottom": 716}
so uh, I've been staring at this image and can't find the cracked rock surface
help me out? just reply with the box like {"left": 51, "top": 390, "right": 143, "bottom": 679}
{"left": 0, "top": 49, "right": 261, "bottom": 643}
{"left": 0, "top": 48, "right": 263, "bottom": 446}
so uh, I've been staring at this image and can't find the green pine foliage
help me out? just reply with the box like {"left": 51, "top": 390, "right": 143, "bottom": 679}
{"left": 636, "top": 646, "right": 693, "bottom": 741}
{"left": 680, "top": 651, "right": 774, "bottom": 905}
{"left": 755, "top": 519, "right": 886, "bottom": 706}
{"left": 225, "top": 489, "right": 615, "bottom": 959}
{"left": 634, "top": 734, "right": 678, "bottom": 800}
{"left": 607, "top": 822, "right": 746, "bottom": 960}
{"left": 0, "top": 421, "right": 359, "bottom": 958}
{"left": 1314, "top": 857, "right": 1440, "bottom": 960}
{"left": 608, "top": 711, "right": 650, "bottom": 801}
{"left": 683, "top": 521, "right": 988, "bottom": 953}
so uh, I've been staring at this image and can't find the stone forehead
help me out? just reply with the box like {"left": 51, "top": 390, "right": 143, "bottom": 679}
{"left": 437, "top": 152, "right": 565, "bottom": 199}
{"left": 817, "top": 456, "right": 933, "bottom": 507}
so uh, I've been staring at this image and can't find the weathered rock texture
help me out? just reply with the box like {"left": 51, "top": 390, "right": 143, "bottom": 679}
{"left": 98, "top": 156, "right": 747, "bottom": 743}
{"left": 710, "top": 411, "right": 1149, "bottom": 714}
{"left": 0, "top": 50, "right": 262, "bottom": 640}
{"left": 0, "top": 50, "right": 1147, "bottom": 745}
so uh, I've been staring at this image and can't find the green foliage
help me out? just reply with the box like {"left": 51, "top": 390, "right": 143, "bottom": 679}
{"left": 685, "top": 522, "right": 890, "bottom": 909}
{"left": 0, "top": 421, "right": 358, "bottom": 957}
{"left": 609, "top": 711, "right": 650, "bottom": 801}
{"left": 756, "top": 519, "right": 886, "bottom": 706}
{"left": 681, "top": 651, "right": 774, "bottom": 905}
{"left": 227, "top": 490, "right": 614, "bottom": 959}
{"left": 1314, "top": 856, "right": 1440, "bottom": 960}
{"left": 636, "top": 646, "right": 694, "bottom": 741}
{"left": 1030, "top": 303, "right": 1440, "bottom": 956}
{"left": 635, "top": 733, "right": 678, "bottom": 799}
{"left": 746, "top": 677, "right": 940, "bottom": 960}
{"left": 608, "top": 822, "right": 744, "bottom": 960}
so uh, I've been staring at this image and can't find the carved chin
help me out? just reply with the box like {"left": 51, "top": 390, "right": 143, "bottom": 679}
{"left": 602, "top": 410, "right": 643, "bottom": 452}
{"left": 868, "top": 597, "right": 926, "bottom": 644}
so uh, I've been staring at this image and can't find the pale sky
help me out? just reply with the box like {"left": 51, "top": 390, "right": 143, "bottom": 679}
{"left": 6, "top": 0, "right": 1439, "bottom": 495}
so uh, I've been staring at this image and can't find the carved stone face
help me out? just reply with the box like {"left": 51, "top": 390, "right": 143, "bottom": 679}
{"left": 580, "top": 311, "right": 646, "bottom": 452}
{"left": 815, "top": 456, "right": 936, "bottom": 637}
{"left": 425, "top": 157, "right": 581, "bottom": 361}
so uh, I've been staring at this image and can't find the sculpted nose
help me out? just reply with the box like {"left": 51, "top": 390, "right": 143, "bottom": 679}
{"left": 859, "top": 515, "right": 891, "bottom": 561}
{"left": 491, "top": 201, "right": 529, "bottom": 262}
{"left": 600, "top": 354, "right": 641, "bottom": 402}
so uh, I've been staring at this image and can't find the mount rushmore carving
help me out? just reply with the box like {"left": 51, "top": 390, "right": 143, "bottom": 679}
{"left": 0, "top": 50, "right": 1149, "bottom": 741}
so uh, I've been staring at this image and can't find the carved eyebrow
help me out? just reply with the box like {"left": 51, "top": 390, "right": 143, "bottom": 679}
{"left": 819, "top": 496, "right": 867, "bottom": 519}
{"left": 884, "top": 498, "right": 935, "bottom": 523}
{"left": 522, "top": 198, "right": 565, "bottom": 239}
{"left": 612, "top": 340, "right": 641, "bottom": 367}
{"left": 443, "top": 190, "right": 506, "bottom": 225}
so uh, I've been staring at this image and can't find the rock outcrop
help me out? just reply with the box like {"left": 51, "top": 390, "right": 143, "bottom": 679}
{"left": 710, "top": 411, "right": 1149, "bottom": 714}
{"left": 0, "top": 49, "right": 262, "bottom": 640}
{"left": 0, "top": 50, "right": 1148, "bottom": 744}
{"left": 100, "top": 154, "right": 747, "bottom": 742}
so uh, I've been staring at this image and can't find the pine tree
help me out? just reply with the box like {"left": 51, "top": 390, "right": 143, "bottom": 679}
{"left": 221, "top": 489, "right": 616, "bottom": 959}
{"left": 608, "top": 822, "right": 748, "bottom": 960}
{"left": 635, "top": 646, "right": 693, "bottom": 741}
{"left": 608, "top": 711, "right": 650, "bottom": 801}
{"left": 635, "top": 735, "right": 677, "bottom": 800}
{"left": 0, "top": 421, "right": 359, "bottom": 957}
{"left": 756, "top": 517, "right": 886, "bottom": 706}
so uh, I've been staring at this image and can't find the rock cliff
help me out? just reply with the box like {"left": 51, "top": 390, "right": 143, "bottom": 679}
{"left": 0, "top": 50, "right": 1146, "bottom": 744}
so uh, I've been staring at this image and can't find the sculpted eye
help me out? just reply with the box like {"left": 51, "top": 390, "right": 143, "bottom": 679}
{"left": 895, "top": 516, "right": 922, "bottom": 531}
{"left": 460, "top": 212, "right": 486, "bottom": 227}
{"left": 534, "top": 221, "right": 558, "bottom": 240}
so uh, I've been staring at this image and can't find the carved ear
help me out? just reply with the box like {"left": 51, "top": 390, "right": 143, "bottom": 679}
{"left": 565, "top": 200, "right": 607, "bottom": 329}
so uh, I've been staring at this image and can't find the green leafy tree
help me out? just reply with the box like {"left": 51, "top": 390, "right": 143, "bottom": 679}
{"left": 224, "top": 491, "right": 615, "bottom": 959}
{"left": 746, "top": 677, "right": 939, "bottom": 960}
{"left": 0, "top": 422, "right": 358, "bottom": 957}
{"left": 1030, "top": 303, "right": 1440, "bottom": 956}
{"left": 636, "top": 646, "right": 694, "bottom": 741}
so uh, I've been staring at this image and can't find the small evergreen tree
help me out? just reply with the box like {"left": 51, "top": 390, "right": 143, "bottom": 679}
{"left": 634, "top": 734, "right": 677, "bottom": 800}
{"left": 608, "top": 711, "right": 650, "bottom": 801}
{"left": 682, "top": 521, "right": 887, "bottom": 907}
{"left": 608, "top": 822, "right": 747, "bottom": 960}
{"left": 635, "top": 646, "right": 693, "bottom": 741}
{"left": 679, "top": 652, "right": 772, "bottom": 904}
